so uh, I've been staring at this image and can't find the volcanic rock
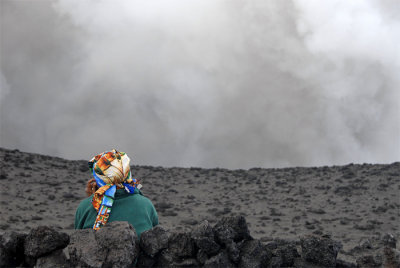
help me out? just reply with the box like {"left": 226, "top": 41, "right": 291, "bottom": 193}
{"left": 356, "top": 254, "right": 383, "bottom": 267}
{"left": 68, "top": 221, "right": 138, "bottom": 268}
{"left": 139, "top": 225, "right": 169, "bottom": 257}
{"left": 214, "top": 216, "right": 252, "bottom": 243}
{"left": 266, "top": 239, "right": 299, "bottom": 267}
{"left": 335, "top": 258, "right": 357, "bottom": 268}
{"left": 168, "top": 231, "right": 196, "bottom": 258}
{"left": 383, "top": 246, "right": 400, "bottom": 268}
{"left": 191, "top": 220, "right": 220, "bottom": 255}
{"left": 155, "top": 248, "right": 199, "bottom": 267}
{"left": 155, "top": 249, "right": 175, "bottom": 267}
{"left": 226, "top": 240, "right": 241, "bottom": 263}
{"left": 239, "top": 239, "right": 271, "bottom": 268}
{"left": 24, "top": 226, "right": 69, "bottom": 258}
{"left": 382, "top": 233, "right": 397, "bottom": 249}
{"left": 300, "top": 234, "right": 342, "bottom": 267}
{"left": 68, "top": 228, "right": 101, "bottom": 267}
{"left": 0, "top": 231, "right": 26, "bottom": 267}
{"left": 96, "top": 222, "right": 139, "bottom": 267}
{"left": 136, "top": 252, "right": 156, "bottom": 268}
{"left": 204, "top": 250, "right": 235, "bottom": 268}
{"left": 196, "top": 249, "right": 208, "bottom": 265}
{"left": 35, "top": 249, "right": 69, "bottom": 268}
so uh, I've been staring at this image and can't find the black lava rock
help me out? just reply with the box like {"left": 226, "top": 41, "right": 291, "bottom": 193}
{"left": 269, "top": 256, "right": 282, "bottom": 267}
{"left": 196, "top": 249, "right": 209, "bottom": 265}
{"left": 136, "top": 251, "right": 156, "bottom": 268}
{"left": 214, "top": 216, "right": 252, "bottom": 243}
{"left": 268, "top": 239, "right": 300, "bottom": 267}
{"left": 96, "top": 222, "right": 139, "bottom": 267}
{"left": 140, "top": 225, "right": 169, "bottom": 257}
{"left": 292, "top": 258, "right": 329, "bottom": 268}
{"left": 156, "top": 248, "right": 199, "bottom": 267}
{"left": 24, "top": 226, "right": 69, "bottom": 258}
{"left": 155, "top": 249, "right": 175, "bottom": 267}
{"left": 300, "top": 235, "right": 342, "bottom": 267}
{"left": 0, "top": 231, "right": 26, "bottom": 267}
{"left": 226, "top": 241, "right": 241, "bottom": 263}
{"left": 356, "top": 254, "right": 383, "bottom": 267}
{"left": 335, "top": 258, "right": 357, "bottom": 268}
{"left": 68, "top": 228, "right": 102, "bottom": 268}
{"left": 204, "top": 250, "right": 235, "bottom": 268}
{"left": 214, "top": 224, "right": 236, "bottom": 245}
{"left": 383, "top": 247, "right": 400, "bottom": 268}
{"left": 191, "top": 220, "right": 220, "bottom": 255}
{"left": 168, "top": 232, "right": 196, "bottom": 258}
{"left": 35, "top": 249, "right": 69, "bottom": 268}
{"left": 68, "top": 221, "right": 138, "bottom": 268}
{"left": 175, "top": 258, "right": 199, "bottom": 267}
{"left": 382, "top": 233, "right": 397, "bottom": 249}
{"left": 239, "top": 239, "right": 271, "bottom": 268}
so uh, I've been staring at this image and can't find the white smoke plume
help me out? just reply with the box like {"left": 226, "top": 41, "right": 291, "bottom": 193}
{"left": 1, "top": 0, "right": 399, "bottom": 168}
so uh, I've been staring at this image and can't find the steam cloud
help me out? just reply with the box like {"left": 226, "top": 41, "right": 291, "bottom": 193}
{"left": 1, "top": 0, "right": 399, "bottom": 168}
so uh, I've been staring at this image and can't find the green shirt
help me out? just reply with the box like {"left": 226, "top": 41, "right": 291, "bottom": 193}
{"left": 74, "top": 188, "right": 158, "bottom": 239}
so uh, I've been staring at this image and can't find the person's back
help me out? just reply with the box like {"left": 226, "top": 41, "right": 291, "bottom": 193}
{"left": 74, "top": 149, "right": 158, "bottom": 238}
{"left": 75, "top": 188, "right": 158, "bottom": 238}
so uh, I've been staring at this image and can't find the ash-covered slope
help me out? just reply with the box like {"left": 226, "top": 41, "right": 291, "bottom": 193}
{"left": 0, "top": 147, "right": 399, "bottom": 254}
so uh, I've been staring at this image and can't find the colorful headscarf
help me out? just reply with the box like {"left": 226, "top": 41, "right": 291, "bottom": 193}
{"left": 88, "top": 149, "right": 139, "bottom": 230}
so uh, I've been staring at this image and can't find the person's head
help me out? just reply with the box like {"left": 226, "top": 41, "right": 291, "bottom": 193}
{"left": 85, "top": 149, "right": 132, "bottom": 196}
{"left": 86, "top": 149, "right": 140, "bottom": 230}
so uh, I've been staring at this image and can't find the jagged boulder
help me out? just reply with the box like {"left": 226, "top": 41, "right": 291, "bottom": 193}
{"left": 335, "top": 258, "right": 357, "bottom": 268}
{"left": 0, "top": 231, "right": 26, "bottom": 267}
{"left": 168, "top": 231, "right": 196, "bottom": 258}
{"left": 266, "top": 239, "right": 300, "bottom": 267}
{"left": 155, "top": 248, "right": 199, "bottom": 267}
{"left": 191, "top": 220, "right": 220, "bottom": 256}
{"left": 300, "top": 235, "right": 342, "bottom": 267}
{"left": 382, "top": 233, "right": 397, "bottom": 249}
{"left": 213, "top": 216, "right": 251, "bottom": 264}
{"left": 136, "top": 252, "right": 156, "bottom": 268}
{"left": 152, "top": 231, "right": 197, "bottom": 267}
{"left": 383, "top": 246, "right": 400, "bottom": 268}
{"left": 356, "top": 254, "right": 383, "bottom": 267}
{"left": 68, "top": 221, "right": 138, "bottom": 268}
{"left": 239, "top": 239, "right": 271, "bottom": 268}
{"left": 68, "top": 228, "right": 101, "bottom": 267}
{"left": 204, "top": 250, "right": 235, "bottom": 268}
{"left": 225, "top": 240, "right": 241, "bottom": 264}
{"left": 196, "top": 249, "right": 209, "bottom": 265}
{"left": 214, "top": 223, "right": 235, "bottom": 245}
{"left": 96, "top": 222, "right": 139, "bottom": 266}
{"left": 214, "top": 216, "right": 252, "bottom": 243}
{"left": 139, "top": 225, "right": 169, "bottom": 257}
{"left": 24, "top": 226, "right": 69, "bottom": 258}
{"left": 155, "top": 249, "right": 175, "bottom": 267}
{"left": 35, "top": 249, "right": 69, "bottom": 268}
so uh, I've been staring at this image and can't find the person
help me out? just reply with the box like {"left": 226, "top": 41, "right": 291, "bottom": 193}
{"left": 74, "top": 149, "right": 158, "bottom": 238}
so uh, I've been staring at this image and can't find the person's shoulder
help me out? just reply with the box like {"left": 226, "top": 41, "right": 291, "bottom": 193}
{"left": 75, "top": 195, "right": 95, "bottom": 229}
{"left": 76, "top": 195, "right": 93, "bottom": 211}
{"left": 131, "top": 191, "right": 155, "bottom": 205}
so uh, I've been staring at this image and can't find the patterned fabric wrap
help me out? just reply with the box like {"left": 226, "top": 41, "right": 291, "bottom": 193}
{"left": 88, "top": 149, "right": 139, "bottom": 230}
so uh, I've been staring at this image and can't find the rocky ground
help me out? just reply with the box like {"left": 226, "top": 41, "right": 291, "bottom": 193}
{"left": 0, "top": 147, "right": 399, "bottom": 264}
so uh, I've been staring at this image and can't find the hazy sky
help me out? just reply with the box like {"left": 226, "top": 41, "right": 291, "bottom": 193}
{"left": 1, "top": 0, "right": 399, "bottom": 168}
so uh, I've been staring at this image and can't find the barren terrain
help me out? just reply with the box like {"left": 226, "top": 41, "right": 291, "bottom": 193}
{"left": 0, "top": 147, "right": 399, "bottom": 261}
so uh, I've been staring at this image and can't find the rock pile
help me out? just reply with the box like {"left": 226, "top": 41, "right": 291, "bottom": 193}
{"left": 0, "top": 216, "right": 399, "bottom": 267}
